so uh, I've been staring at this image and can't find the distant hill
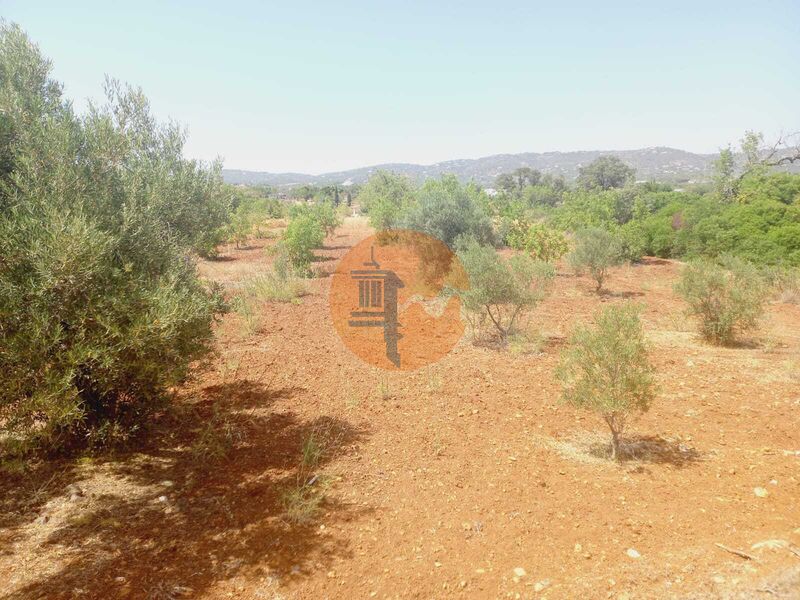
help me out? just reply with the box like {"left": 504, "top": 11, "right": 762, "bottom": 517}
{"left": 222, "top": 147, "right": 718, "bottom": 187}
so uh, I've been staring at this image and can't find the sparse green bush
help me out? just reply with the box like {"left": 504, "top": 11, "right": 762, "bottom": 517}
{"left": 556, "top": 303, "right": 656, "bottom": 460}
{"left": 0, "top": 25, "right": 225, "bottom": 456}
{"left": 568, "top": 227, "right": 625, "bottom": 292}
{"left": 763, "top": 265, "right": 800, "bottom": 304}
{"left": 674, "top": 257, "right": 769, "bottom": 344}
{"left": 454, "top": 239, "right": 555, "bottom": 342}
{"left": 246, "top": 272, "right": 307, "bottom": 303}
{"left": 190, "top": 406, "right": 245, "bottom": 462}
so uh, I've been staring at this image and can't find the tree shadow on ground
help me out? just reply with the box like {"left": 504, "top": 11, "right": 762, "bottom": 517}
{"left": 587, "top": 434, "right": 703, "bottom": 468}
{"left": 2, "top": 377, "right": 371, "bottom": 600}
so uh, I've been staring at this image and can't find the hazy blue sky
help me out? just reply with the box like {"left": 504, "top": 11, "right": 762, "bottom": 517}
{"left": 3, "top": 0, "right": 799, "bottom": 173}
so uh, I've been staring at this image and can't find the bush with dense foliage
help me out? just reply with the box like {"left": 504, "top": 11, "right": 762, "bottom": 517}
{"left": 358, "top": 170, "right": 415, "bottom": 230}
{"left": 556, "top": 303, "right": 656, "bottom": 460}
{"left": 674, "top": 257, "right": 768, "bottom": 345}
{"left": 576, "top": 155, "right": 636, "bottom": 190}
{"left": 453, "top": 239, "right": 555, "bottom": 342}
{"left": 281, "top": 212, "right": 326, "bottom": 273}
{"left": 506, "top": 220, "right": 569, "bottom": 262}
{"left": 0, "top": 24, "right": 227, "bottom": 455}
{"left": 402, "top": 175, "right": 495, "bottom": 248}
{"left": 568, "top": 228, "right": 625, "bottom": 292}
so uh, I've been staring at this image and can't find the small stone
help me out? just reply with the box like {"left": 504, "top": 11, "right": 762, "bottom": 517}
{"left": 626, "top": 548, "right": 641, "bottom": 559}
{"left": 574, "top": 543, "right": 583, "bottom": 553}
{"left": 157, "top": 495, "right": 168, "bottom": 503}
{"left": 161, "top": 480, "right": 174, "bottom": 488}
{"left": 712, "top": 575, "right": 725, "bottom": 584}
{"left": 754, "top": 487, "right": 769, "bottom": 498}
{"left": 513, "top": 567, "right": 526, "bottom": 578}
{"left": 115, "top": 577, "right": 126, "bottom": 583}
{"left": 534, "top": 579, "right": 551, "bottom": 592}
{"left": 326, "top": 570, "right": 336, "bottom": 578}
{"left": 434, "top": 561, "right": 442, "bottom": 568}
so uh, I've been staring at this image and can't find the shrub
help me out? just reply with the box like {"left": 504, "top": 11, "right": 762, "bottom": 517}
{"left": 674, "top": 257, "right": 769, "bottom": 344}
{"left": 568, "top": 227, "right": 625, "bottom": 292}
{"left": 454, "top": 240, "right": 555, "bottom": 342}
{"left": 556, "top": 303, "right": 656, "bottom": 460}
{"left": 506, "top": 221, "right": 569, "bottom": 262}
{"left": 0, "top": 25, "right": 225, "bottom": 456}
{"left": 763, "top": 266, "right": 800, "bottom": 304}
{"left": 358, "top": 170, "right": 415, "bottom": 230}
{"left": 615, "top": 222, "right": 647, "bottom": 262}
{"left": 310, "top": 201, "right": 341, "bottom": 236}
{"left": 282, "top": 213, "right": 325, "bottom": 273}
{"left": 402, "top": 175, "right": 495, "bottom": 247}
{"left": 246, "top": 272, "right": 306, "bottom": 303}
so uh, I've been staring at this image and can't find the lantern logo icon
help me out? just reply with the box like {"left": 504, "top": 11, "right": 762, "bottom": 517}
{"left": 347, "top": 246, "right": 404, "bottom": 366}
{"left": 330, "top": 230, "right": 468, "bottom": 371}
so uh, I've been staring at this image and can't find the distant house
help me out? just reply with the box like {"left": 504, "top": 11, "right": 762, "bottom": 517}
{"left": 484, "top": 188, "right": 499, "bottom": 197}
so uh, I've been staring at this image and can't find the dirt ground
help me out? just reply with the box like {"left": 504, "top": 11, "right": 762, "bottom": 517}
{"left": 1, "top": 216, "right": 799, "bottom": 599}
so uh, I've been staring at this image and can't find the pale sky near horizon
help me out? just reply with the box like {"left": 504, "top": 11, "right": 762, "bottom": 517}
{"left": 3, "top": 1, "right": 799, "bottom": 174}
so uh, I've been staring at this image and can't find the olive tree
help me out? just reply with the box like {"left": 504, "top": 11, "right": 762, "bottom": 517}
{"left": 568, "top": 228, "right": 625, "bottom": 292}
{"left": 357, "top": 170, "right": 415, "bottom": 230}
{"left": 557, "top": 303, "right": 657, "bottom": 460}
{"left": 402, "top": 175, "right": 495, "bottom": 248}
{"left": 674, "top": 257, "right": 768, "bottom": 345}
{"left": 0, "top": 24, "right": 226, "bottom": 455}
{"left": 453, "top": 239, "right": 554, "bottom": 342}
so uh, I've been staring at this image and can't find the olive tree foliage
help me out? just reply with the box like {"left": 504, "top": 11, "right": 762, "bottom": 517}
{"left": 0, "top": 23, "right": 227, "bottom": 455}
{"left": 674, "top": 257, "right": 768, "bottom": 345}
{"left": 576, "top": 155, "right": 636, "bottom": 191}
{"left": 402, "top": 175, "right": 495, "bottom": 248}
{"left": 557, "top": 303, "right": 657, "bottom": 460}
{"left": 357, "top": 170, "right": 414, "bottom": 230}
{"left": 568, "top": 227, "right": 625, "bottom": 292}
{"left": 452, "top": 239, "right": 555, "bottom": 341}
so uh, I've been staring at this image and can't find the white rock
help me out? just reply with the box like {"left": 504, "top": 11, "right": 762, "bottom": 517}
{"left": 513, "top": 567, "right": 526, "bottom": 578}
{"left": 626, "top": 548, "right": 641, "bottom": 559}
{"left": 754, "top": 487, "right": 769, "bottom": 498}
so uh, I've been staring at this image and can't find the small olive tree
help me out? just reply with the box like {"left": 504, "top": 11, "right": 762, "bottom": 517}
{"left": 556, "top": 303, "right": 656, "bottom": 460}
{"left": 281, "top": 213, "right": 325, "bottom": 273}
{"left": 568, "top": 227, "right": 624, "bottom": 292}
{"left": 454, "top": 239, "right": 555, "bottom": 342}
{"left": 674, "top": 257, "right": 768, "bottom": 345}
